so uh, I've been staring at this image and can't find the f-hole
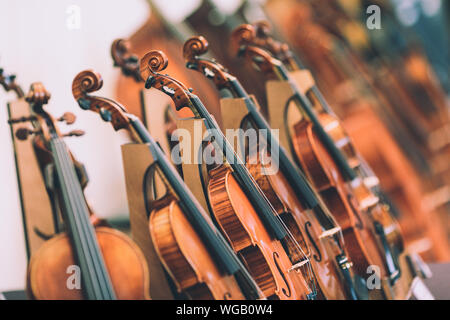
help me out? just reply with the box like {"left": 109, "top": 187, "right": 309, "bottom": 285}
{"left": 304, "top": 221, "right": 322, "bottom": 262}
{"left": 273, "top": 252, "right": 292, "bottom": 298}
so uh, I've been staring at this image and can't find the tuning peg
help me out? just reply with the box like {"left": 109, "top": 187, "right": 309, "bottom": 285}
{"left": 57, "top": 112, "right": 76, "bottom": 125}
{"left": 100, "top": 108, "right": 112, "bottom": 122}
{"left": 15, "top": 127, "right": 41, "bottom": 140}
{"left": 62, "top": 129, "right": 85, "bottom": 137}
{"left": 8, "top": 116, "right": 36, "bottom": 124}
{"left": 126, "top": 55, "right": 139, "bottom": 64}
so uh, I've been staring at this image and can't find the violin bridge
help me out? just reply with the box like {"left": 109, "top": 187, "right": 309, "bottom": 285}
{"left": 288, "top": 259, "right": 310, "bottom": 273}
{"left": 318, "top": 227, "right": 341, "bottom": 239}
{"left": 359, "top": 195, "right": 379, "bottom": 210}
{"left": 363, "top": 176, "right": 380, "bottom": 189}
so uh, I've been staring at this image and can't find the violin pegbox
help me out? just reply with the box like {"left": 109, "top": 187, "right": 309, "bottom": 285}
{"left": 15, "top": 82, "right": 54, "bottom": 142}
{"left": 111, "top": 39, "right": 142, "bottom": 82}
{"left": 231, "top": 24, "right": 279, "bottom": 75}
{"left": 252, "top": 21, "right": 293, "bottom": 64}
{"left": 183, "top": 36, "right": 231, "bottom": 89}
{"left": 0, "top": 67, "right": 25, "bottom": 98}
{"left": 72, "top": 69, "right": 130, "bottom": 131}
{"left": 139, "top": 50, "right": 192, "bottom": 111}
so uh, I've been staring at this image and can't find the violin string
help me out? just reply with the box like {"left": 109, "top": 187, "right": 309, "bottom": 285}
{"left": 53, "top": 138, "right": 113, "bottom": 299}
{"left": 58, "top": 138, "right": 115, "bottom": 299}
{"left": 203, "top": 114, "right": 317, "bottom": 295}
{"left": 52, "top": 138, "right": 102, "bottom": 298}
{"left": 151, "top": 69, "right": 317, "bottom": 295}
{"left": 143, "top": 127, "right": 264, "bottom": 299}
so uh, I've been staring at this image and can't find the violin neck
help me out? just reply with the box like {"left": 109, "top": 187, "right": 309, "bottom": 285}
{"left": 49, "top": 137, "right": 116, "bottom": 300}
{"left": 128, "top": 117, "right": 262, "bottom": 300}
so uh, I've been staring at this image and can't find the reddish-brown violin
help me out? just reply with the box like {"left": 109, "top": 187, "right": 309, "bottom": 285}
{"left": 22, "top": 82, "right": 150, "bottom": 300}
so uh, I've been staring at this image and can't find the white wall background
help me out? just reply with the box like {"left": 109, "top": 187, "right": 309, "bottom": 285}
{"left": 0, "top": 0, "right": 150, "bottom": 292}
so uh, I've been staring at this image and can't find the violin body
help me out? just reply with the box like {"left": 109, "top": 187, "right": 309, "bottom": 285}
{"left": 292, "top": 119, "right": 388, "bottom": 298}
{"left": 149, "top": 199, "right": 245, "bottom": 300}
{"left": 246, "top": 152, "right": 348, "bottom": 300}
{"left": 27, "top": 227, "right": 150, "bottom": 300}
{"left": 207, "top": 165, "right": 311, "bottom": 300}
{"left": 317, "top": 112, "right": 404, "bottom": 256}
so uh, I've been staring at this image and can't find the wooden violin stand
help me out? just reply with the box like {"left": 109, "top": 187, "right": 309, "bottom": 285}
{"left": 121, "top": 89, "right": 212, "bottom": 299}
{"left": 263, "top": 71, "right": 426, "bottom": 299}
{"left": 7, "top": 98, "right": 55, "bottom": 258}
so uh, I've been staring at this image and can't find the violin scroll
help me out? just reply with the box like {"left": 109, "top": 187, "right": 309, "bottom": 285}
{"left": 25, "top": 82, "right": 51, "bottom": 109}
{"left": 140, "top": 50, "right": 169, "bottom": 79}
{"left": 111, "top": 39, "right": 142, "bottom": 81}
{"left": 231, "top": 24, "right": 280, "bottom": 75}
{"left": 183, "top": 36, "right": 231, "bottom": 88}
{"left": 72, "top": 70, "right": 130, "bottom": 131}
{"left": 230, "top": 24, "right": 256, "bottom": 56}
{"left": 183, "top": 36, "right": 209, "bottom": 61}
{"left": 140, "top": 50, "right": 191, "bottom": 111}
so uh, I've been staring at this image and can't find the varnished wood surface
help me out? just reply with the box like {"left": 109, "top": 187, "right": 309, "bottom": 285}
{"left": 150, "top": 200, "right": 245, "bottom": 300}
{"left": 27, "top": 227, "right": 150, "bottom": 300}
{"left": 207, "top": 165, "right": 311, "bottom": 300}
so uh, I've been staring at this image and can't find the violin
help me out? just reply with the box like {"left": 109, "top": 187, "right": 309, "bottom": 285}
{"left": 140, "top": 50, "right": 316, "bottom": 300}
{"left": 22, "top": 83, "right": 150, "bottom": 300}
{"left": 183, "top": 35, "right": 362, "bottom": 300}
{"left": 232, "top": 24, "right": 407, "bottom": 298}
{"left": 72, "top": 69, "right": 262, "bottom": 300}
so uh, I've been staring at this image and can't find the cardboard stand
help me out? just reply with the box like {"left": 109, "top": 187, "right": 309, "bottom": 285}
{"left": 121, "top": 143, "right": 173, "bottom": 300}
{"left": 120, "top": 90, "right": 214, "bottom": 299}
{"left": 174, "top": 118, "right": 210, "bottom": 213}
{"left": 7, "top": 98, "right": 55, "bottom": 258}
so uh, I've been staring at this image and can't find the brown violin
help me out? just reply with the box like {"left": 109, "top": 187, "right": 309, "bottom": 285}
{"left": 72, "top": 69, "right": 262, "bottom": 300}
{"left": 183, "top": 35, "right": 364, "bottom": 300}
{"left": 140, "top": 50, "right": 316, "bottom": 300}
{"left": 23, "top": 82, "right": 150, "bottom": 300}
{"left": 232, "top": 24, "right": 407, "bottom": 299}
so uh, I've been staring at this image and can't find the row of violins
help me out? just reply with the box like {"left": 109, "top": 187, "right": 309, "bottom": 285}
{"left": 0, "top": 23, "right": 441, "bottom": 300}
{"left": 118, "top": 0, "right": 450, "bottom": 262}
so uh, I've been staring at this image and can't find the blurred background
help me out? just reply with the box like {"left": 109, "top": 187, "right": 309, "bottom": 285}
{"left": 0, "top": 0, "right": 448, "bottom": 293}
